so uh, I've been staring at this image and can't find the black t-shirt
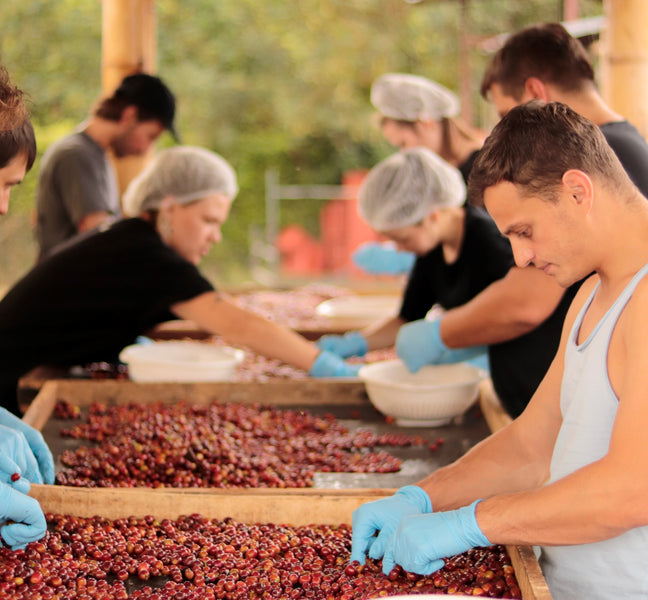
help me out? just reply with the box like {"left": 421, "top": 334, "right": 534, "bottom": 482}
{"left": 0, "top": 218, "right": 214, "bottom": 411}
{"left": 458, "top": 149, "right": 480, "bottom": 185}
{"left": 488, "top": 280, "right": 582, "bottom": 418}
{"left": 600, "top": 121, "right": 648, "bottom": 198}
{"left": 399, "top": 204, "right": 514, "bottom": 321}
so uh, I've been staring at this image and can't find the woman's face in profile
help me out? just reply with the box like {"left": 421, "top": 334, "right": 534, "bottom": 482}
{"left": 161, "top": 193, "right": 232, "bottom": 264}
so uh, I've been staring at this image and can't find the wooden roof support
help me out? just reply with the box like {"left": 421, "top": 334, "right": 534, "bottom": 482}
{"left": 600, "top": 0, "right": 648, "bottom": 139}
{"left": 101, "top": 0, "right": 158, "bottom": 193}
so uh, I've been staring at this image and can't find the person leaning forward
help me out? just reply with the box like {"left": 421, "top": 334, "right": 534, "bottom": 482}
{"left": 390, "top": 22, "right": 648, "bottom": 418}
{"left": 0, "top": 63, "right": 52, "bottom": 551}
{"left": 34, "top": 73, "right": 178, "bottom": 261}
{"left": 350, "top": 101, "right": 648, "bottom": 600}
{"left": 0, "top": 146, "right": 359, "bottom": 417}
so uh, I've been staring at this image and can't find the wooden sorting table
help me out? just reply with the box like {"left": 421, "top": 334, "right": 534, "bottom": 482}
{"left": 148, "top": 318, "right": 356, "bottom": 341}
{"left": 25, "top": 378, "right": 490, "bottom": 490}
{"left": 28, "top": 485, "right": 551, "bottom": 600}
{"left": 22, "top": 377, "right": 549, "bottom": 599}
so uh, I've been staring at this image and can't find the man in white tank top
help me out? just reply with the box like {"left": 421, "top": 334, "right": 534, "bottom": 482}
{"left": 349, "top": 101, "right": 648, "bottom": 600}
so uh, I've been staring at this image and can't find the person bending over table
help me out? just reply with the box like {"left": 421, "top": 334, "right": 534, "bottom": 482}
{"left": 351, "top": 101, "right": 648, "bottom": 600}
{"left": 353, "top": 72, "right": 485, "bottom": 276}
{"left": 0, "top": 64, "right": 53, "bottom": 550}
{"left": 0, "top": 146, "right": 359, "bottom": 419}
{"left": 318, "top": 146, "right": 575, "bottom": 418}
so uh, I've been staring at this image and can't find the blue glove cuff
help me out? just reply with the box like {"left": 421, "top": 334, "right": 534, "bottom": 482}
{"left": 460, "top": 500, "right": 491, "bottom": 547}
{"left": 309, "top": 351, "right": 361, "bottom": 378}
{"left": 395, "top": 485, "right": 433, "bottom": 513}
{"left": 430, "top": 319, "right": 449, "bottom": 352}
{"left": 345, "top": 332, "right": 368, "bottom": 357}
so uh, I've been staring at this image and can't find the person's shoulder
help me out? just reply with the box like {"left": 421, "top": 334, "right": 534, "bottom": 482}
{"left": 43, "top": 132, "right": 103, "bottom": 163}
{"left": 600, "top": 121, "right": 648, "bottom": 149}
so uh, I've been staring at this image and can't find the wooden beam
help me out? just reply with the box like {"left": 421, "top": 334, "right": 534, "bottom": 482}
{"left": 101, "top": 0, "right": 158, "bottom": 194}
{"left": 600, "top": 0, "right": 648, "bottom": 139}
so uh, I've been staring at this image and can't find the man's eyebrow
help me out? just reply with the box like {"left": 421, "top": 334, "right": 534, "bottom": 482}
{"left": 502, "top": 223, "right": 522, "bottom": 236}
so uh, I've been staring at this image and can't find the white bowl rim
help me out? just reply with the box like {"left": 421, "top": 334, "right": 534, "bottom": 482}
{"left": 119, "top": 341, "right": 245, "bottom": 367}
{"left": 315, "top": 295, "right": 400, "bottom": 318}
{"left": 358, "top": 359, "right": 486, "bottom": 392}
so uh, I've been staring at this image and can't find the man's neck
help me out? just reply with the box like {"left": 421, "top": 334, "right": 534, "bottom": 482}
{"left": 82, "top": 118, "right": 116, "bottom": 152}
{"left": 551, "top": 88, "right": 624, "bottom": 127}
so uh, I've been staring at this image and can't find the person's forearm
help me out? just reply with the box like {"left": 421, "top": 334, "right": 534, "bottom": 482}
{"left": 219, "top": 310, "right": 319, "bottom": 371}
{"left": 361, "top": 316, "right": 406, "bottom": 351}
{"left": 417, "top": 379, "right": 562, "bottom": 511}
{"left": 172, "top": 292, "right": 319, "bottom": 371}
{"left": 477, "top": 454, "right": 648, "bottom": 547}
{"left": 418, "top": 416, "right": 551, "bottom": 511}
{"left": 439, "top": 266, "right": 566, "bottom": 348}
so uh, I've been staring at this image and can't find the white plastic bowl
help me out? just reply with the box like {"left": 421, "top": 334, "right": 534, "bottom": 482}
{"left": 119, "top": 341, "right": 245, "bottom": 383}
{"left": 359, "top": 359, "right": 486, "bottom": 427}
{"left": 315, "top": 295, "right": 400, "bottom": 328}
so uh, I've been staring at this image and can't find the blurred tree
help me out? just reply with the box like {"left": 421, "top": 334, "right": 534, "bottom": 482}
{"left": 0, "top": 0, "right": 603, "bottom": 291}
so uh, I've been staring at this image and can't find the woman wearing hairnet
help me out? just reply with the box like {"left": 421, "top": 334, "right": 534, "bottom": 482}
{"left": 354, "top": 73, "right": 484, "bottom": 276}
{"left": 318, "top": 147, "right": 512, "bottom": 369}
{"left": 322, "top": 146, "right": 577, "bottom": 420}
{"left": 0, "top": 146, "right": 359, "bottom": 417}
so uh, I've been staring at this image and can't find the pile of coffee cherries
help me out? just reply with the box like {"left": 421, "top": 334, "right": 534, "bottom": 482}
{"left": 55, "top": 401, "right": 427, "bottom": 488}
{"left": 232, "top": 284, "right": 353, "bottom": 329}
{"left": 0, "top": 513, "right": 522, "bottom": 599}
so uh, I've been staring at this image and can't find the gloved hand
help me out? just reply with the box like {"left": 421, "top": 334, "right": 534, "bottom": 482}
{"left": 352, "top": 242, "right": 416, "bottom": 276}
{"left": 0, "top": 425, "right": 43, "bottom": 489}
{"left": 396, "top": 318, "right": 447, "bottom": 373}
{"left": 438, "top": 345, "right": 490, "bottom": 372}
{"left": 308, "top": 351, "right": 361, "bottom": 378}
{"left": 316, "top": 332, "right": 368, "bottom": 358}
{"left": 0, "top": 480, "right": 47, "bottom": 550}
{"left": 0, "top": 408, "right": 54, "bottom": 485}
{"left": 382, "top": 500, "right": 490, "bottom": 576}
{"left": 350, "top": 485, "right": 432, "bottom": 564}
{"left": 0, "top": 453, "right": 32, "bottom": 495}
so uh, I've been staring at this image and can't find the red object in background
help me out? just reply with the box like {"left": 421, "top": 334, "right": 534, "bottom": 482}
{"left": 276, "top": 169, "right": 384, "bottom": 278}
{"left": 319, "top": 170, "right": 382, "bottom": 278}
{"left": 276, "top": 225, "right": 324, "bottom": 276}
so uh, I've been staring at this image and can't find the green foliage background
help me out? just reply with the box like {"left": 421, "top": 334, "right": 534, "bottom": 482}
{"left": 0, "top": 0, "right": 602, "bottom": 291}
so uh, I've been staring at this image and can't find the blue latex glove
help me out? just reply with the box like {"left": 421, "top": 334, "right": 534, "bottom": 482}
{"left": 309, "top": 351, "right": 361, "bottom": 378}
{"left": 0, "top": 424, "right": 43, "bottom": 489}
{"left": 0, "top": 408, "right": 54, "bottom": 485}
{"left": 382, "top": 500, "right": 490, "bottom": 576}
{"left": 438, "top": 345, "right": 490, "bottom": 372}
{"left": 352, "top": 242, "right": 416, "bottom": 275}
{"left": 396, "top": 318, "right": 448, "bottom": 373}
{"left": 316, "top": 331, "right": 368, "bottom": 358}
{"left": 0, "top": 480, "right": 47, "bottom": 550}
{"left": 0, "top": 453, "right": 32, "bottom": 495}
{"left": 350, "top": 485, "right": 432, "bottom": 564}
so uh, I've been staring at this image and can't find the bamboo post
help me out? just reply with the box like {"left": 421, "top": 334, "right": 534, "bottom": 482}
{"left": 599, "top": 0, "right": 648, "bottom": 140}
{"left": 101, "top": 0, "right": 158, "bottom": 194}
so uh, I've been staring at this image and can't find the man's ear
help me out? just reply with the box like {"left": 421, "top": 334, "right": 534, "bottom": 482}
{"left": 524, "top": 77, "right": 550, "bottom": 102}
{"left": 119, "top": 105, "right": 139, "bottom": 126}
{"left": 562, "top": 170, "right": 593, "bottom": 211}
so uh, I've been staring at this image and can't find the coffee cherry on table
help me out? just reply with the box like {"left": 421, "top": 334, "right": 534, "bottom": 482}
{"left": 55, "top": 400, "right": 428, "bottom": 489}
{"left": 0, "top": 512, "right": 522, "bottom": 599}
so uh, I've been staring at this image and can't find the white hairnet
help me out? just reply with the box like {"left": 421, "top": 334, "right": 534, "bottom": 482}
{"left": 371, "top": 73, "right": 460, "bottom": 122}
{"left": 358, "top": 147, "right": 466, "bottom": 231}
{"left": 122, "top": 146, "right": 238, "bottom": 216}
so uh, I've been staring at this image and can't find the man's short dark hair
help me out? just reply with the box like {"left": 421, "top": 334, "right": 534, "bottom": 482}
{"left": 94, "top": 73, "right": 178, "bottom": 140}
{"left": 0, "top": 118, "right": 37, "bottom": 170}
{"left": 468, "top": 101, "right": 631, "bottom": 206}
{"left": 480, "top": 22, "right": 596, "bottom": 100}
